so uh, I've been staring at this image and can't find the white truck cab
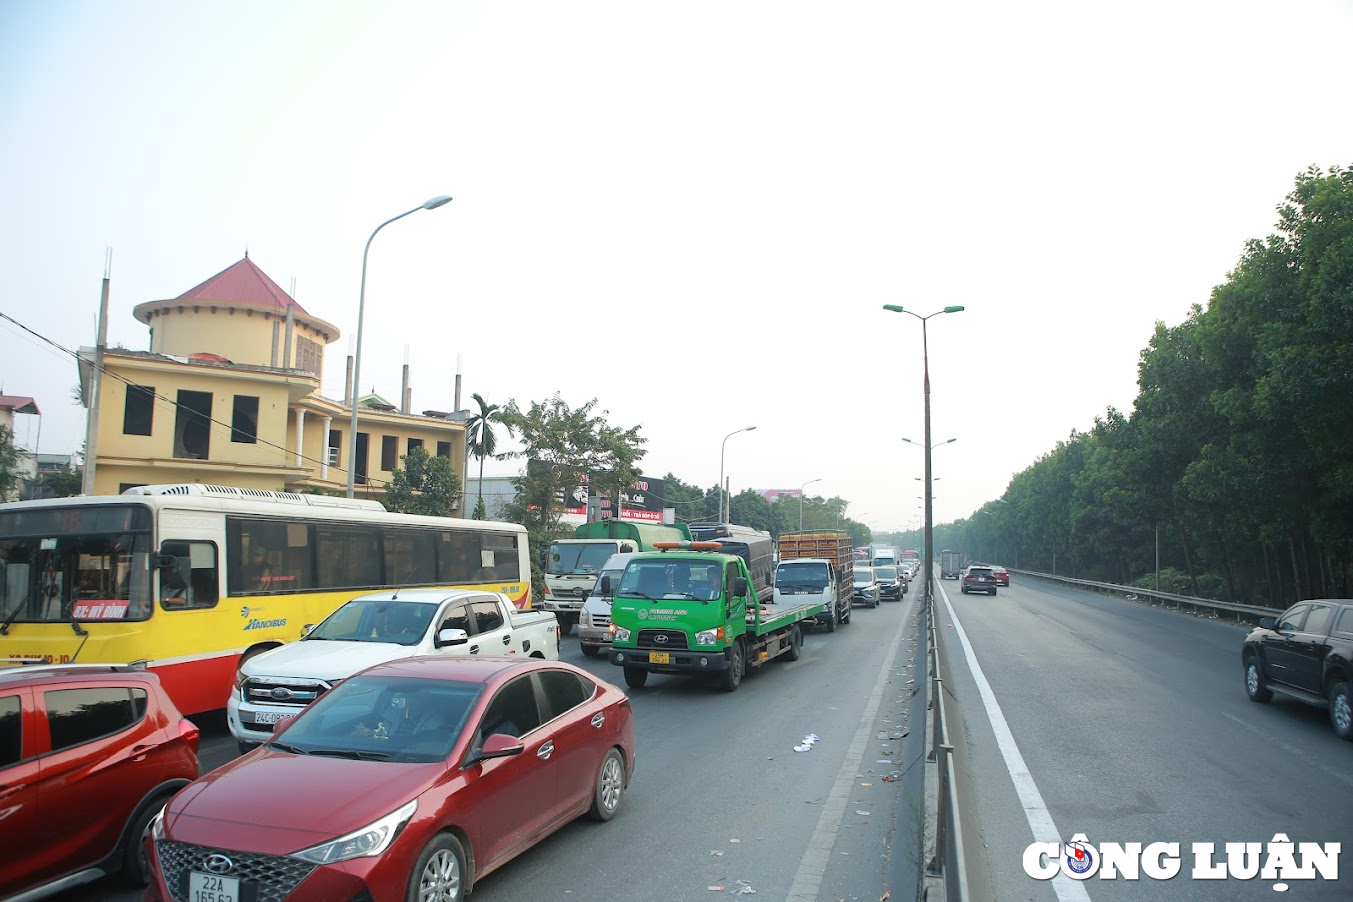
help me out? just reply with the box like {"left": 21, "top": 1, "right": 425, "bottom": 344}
{"left": 576, "top": 552, "right": 636, "bottom": 657}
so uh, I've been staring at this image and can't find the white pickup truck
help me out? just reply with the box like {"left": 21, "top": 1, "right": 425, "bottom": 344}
{"left": 227, "top": 588, "right": 559, "bottom": 750}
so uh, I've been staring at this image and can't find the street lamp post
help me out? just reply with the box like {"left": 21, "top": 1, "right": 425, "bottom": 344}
{"left": 798, "top": 477, "right": 822, "bottom": 531}
{"left": 885, "top": 303, "right": 965, "bottom": 601}
{"left": 718, "top": 426, "right": 756, "bottom": 522}
{"left": 346, "top": 195, "right": 453, "bottom": 499}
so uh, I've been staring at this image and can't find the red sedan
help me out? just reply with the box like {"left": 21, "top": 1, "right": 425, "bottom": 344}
{"left": 145, "top": 656, "right": 634, "bottom": 902}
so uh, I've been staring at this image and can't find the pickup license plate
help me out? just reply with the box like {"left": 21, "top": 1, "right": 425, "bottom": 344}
{"left": 648, "top": 651, "right": 670, "bottom": 665}
{"left": 190, "top": 871, "right": 239, "bottom": 902}
{"left": 252, "top": 711, "right": 296, "bottom": 725}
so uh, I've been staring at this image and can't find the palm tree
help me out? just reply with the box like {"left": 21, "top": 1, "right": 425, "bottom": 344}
{"left": 466, "top": 393, "right": 511, "bottom": 518}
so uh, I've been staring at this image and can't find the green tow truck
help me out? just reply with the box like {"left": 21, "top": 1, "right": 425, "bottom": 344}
{"left": 605, "top": 541, "right": 824, "bottom": 692}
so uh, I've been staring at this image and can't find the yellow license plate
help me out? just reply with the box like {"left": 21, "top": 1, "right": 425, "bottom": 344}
{"left": 648, "top": 651, "right": 670, "bottom": 664}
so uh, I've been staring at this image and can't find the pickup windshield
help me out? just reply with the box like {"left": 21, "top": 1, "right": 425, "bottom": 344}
{"left": 308, "top": 599, "right": 435, "bottom": 645}
{"left": 546, "top": 542, "right": 618, "bottom": 576}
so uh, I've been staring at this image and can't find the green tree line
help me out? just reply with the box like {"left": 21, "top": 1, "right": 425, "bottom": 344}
{"left": 927, "top": 165, "right": 1353, "bottom": 606}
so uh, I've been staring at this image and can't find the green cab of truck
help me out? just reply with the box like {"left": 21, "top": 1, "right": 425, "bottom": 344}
{"left": 606, "top": 542, "right": 823, "bottom": 692}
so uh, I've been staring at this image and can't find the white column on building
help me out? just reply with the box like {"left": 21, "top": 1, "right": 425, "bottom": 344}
{"left": 294, "top": 409, "right": 306, "bottom": 467}
{"left": 321, "top": 416, "right": 332, "bottom": 480}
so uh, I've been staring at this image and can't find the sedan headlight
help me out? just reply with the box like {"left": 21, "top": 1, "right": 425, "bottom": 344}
{"left": 611, "top": 625, "right": 631, "bottom": 642}
{"left": 292, "top": 799, "right": 417, "bottom": 864}
{"left": 150, "top": 805, "right": 167, "bottom": 841}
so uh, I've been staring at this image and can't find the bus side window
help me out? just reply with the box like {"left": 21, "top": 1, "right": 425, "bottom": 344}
{"left": 159, "top": 541, "right": 219, "bottom": 610}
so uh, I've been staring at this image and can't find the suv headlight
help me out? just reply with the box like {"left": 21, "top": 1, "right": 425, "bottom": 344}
{"left": 293, "top": 799, "right": 417, "bottom": 864}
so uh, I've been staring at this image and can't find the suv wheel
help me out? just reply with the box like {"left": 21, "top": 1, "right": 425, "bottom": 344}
{"left": 1245, "top": 656, "right": 1273, "bottom": 703}
{"left": 1329, "top": 680, "right": 1352, "bottom": 741}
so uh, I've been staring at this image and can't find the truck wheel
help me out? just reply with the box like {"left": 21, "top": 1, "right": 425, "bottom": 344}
{"left": 825, "top": 607, "right": 837, "bottom": 633}
{"left": 623, "top": 667, "right": 648, "bottom": 689}
{"left": 407, "top": 833, "right": 466, "bottom": 902}
{"left": 785, "top": 625, "right": 802, "bottom": 662}
{"left": 842, "top": 605, "right": 851, "bottom": 625}
{"left": 559, "top": 615, "right": 576, "bottom": 637}
{"left": 721, "top": 639, "right": 745, "bottom": 692}
{"left": 581, "top": 643, "right": 600, "bottom": 658}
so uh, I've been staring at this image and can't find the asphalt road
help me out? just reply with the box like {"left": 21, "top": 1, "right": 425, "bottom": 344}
{"left": 53, "top": 592, "right": 927, "bottom": 902}
{"left": 937, "top": 575, "right": 1352, "bottom": 901}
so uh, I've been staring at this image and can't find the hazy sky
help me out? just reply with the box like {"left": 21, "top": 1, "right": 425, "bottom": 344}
{"left": 3, "top": 1, "right": 1350, "bottom": 530}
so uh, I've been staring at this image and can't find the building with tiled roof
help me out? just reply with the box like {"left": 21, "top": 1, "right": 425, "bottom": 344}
{"left": 81, "top": 257, "right": 466, "bottom": 501}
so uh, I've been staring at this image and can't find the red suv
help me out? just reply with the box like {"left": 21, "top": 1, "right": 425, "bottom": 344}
{"left": 961, "top": 566, "right": 998, "bottom": 596}
{"left": 0, "top": 664, "right": 200, "bottom": 900}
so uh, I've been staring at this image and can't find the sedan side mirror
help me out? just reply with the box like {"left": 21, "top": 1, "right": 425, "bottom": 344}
{"left": 436, "top": 628, "right": 470, "bottom": 648}
{"left": 471, "top": 732, "right": 525, "bottom": 763}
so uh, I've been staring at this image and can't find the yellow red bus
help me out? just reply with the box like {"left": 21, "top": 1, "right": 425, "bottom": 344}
{"left": 0, "top": 483, "right": 531, "bottom": 715}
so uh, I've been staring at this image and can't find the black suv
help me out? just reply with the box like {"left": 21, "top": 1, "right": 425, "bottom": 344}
{"left": 874, "top": 565, "right": 905, "bottom": 601}
{"left": 1241, "top": 599, "right": 1353, "bottom": 740}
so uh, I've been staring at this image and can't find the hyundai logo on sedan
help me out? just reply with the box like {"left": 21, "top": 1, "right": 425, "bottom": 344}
{"left": 203, "top": 854, "right": 234, "bottom": 874}
{"left": 270, "top": 687, "right": 295, "bottom": 700}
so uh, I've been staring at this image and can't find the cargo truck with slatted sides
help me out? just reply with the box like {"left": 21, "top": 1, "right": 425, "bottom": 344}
{"left": 605, "top": 542, "right": 823, "bottom": 692}
{"left": 774, "top": 530, "right": 855, "bottom": 632}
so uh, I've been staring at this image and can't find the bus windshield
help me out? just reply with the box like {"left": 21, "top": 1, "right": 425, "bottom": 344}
{"left": 0, "top": 506, "right": 154, "bottom": 627}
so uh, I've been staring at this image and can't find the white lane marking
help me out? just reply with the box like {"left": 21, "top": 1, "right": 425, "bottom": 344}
{"left": 940, "top": 587, "right": 1092, "bottom": 901}
{"left": 786, "top": 599, "right": 912, "bottom": 901}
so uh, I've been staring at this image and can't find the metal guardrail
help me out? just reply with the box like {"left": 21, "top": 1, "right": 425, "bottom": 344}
{"left": 1010, "top": 569, "right": 1284, "bottom": 621}
{"left": 922, "top": 588, "right": 967, "bottom": 901}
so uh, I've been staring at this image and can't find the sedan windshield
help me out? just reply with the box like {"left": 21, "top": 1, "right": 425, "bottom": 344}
{"left": 272, "top": 675, "right": 483, "bottom": 762}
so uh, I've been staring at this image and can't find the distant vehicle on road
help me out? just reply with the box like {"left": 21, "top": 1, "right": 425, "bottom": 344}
{"left": 939, "top": 549, "right": 964, "bottom": 580}
{"left": 992, "top": 565, "right": 1010, "bottom": 587}
{"left": 1242, "top": 599, "right": 1353, "bottom": 740}
{"left": 852, "top": 566, "right": 881, "bottom": 608}
{"left": 961, "top": 566, "right": 998, "bottom": 596}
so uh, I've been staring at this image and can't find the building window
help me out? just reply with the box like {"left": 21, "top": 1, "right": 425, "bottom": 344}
{"left": 327, "top": 446, "right": 340, "bottom": 467}
{"left": 173, "top": 390, "right": 213, "bottom": 459}
{"left": 437, "top": 441, "right": 451, "bottom": 458}
{"left": 123, "top": 385, "right": 155, "bottom": 436}
{"left": 381, "top": 435, "right": 398, "bottom": 471}
{"left": 295, "top": 336, "right": 322, "bottom": 377}
{"left": 328, "top": 428, "right": 342, "bottom": 467}
{"left": 407, "top": 438, "right": 424, "bottom": 457}
{"left": 231, "top": 395, "right": 259, "bottom": 444}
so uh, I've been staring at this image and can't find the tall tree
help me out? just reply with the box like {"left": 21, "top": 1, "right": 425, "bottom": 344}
{"left": 0, "top": 426, "right": 20, "bottom": 501}
{"left": 497, "top": 394, "right": 647, "bottom": 596}
{"left": 466, "top": 392, "right": 512, "bottom": 520}
{"left": 384, "top": 447, "right": 460, "bottom": 517}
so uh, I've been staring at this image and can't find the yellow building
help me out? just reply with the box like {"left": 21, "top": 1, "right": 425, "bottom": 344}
{"left": 78, "top": 256, "right": 466, "bottom": 501}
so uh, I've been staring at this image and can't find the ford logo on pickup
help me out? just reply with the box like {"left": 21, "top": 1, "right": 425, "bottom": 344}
{"left": 270, "top": 687, "right": 295, "bottom": 700}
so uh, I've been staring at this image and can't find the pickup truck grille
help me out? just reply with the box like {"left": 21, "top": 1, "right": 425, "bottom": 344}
{"left": 636, "top": 628, "right": 689, "bottom": 650}
{"left": 242, "top": 676, "right": 332, "bottom": 708}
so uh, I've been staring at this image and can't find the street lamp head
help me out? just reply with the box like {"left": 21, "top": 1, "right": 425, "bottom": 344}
{"left": 422, "top": 195, "right": 453, "bottom": 210}
{"left": 882, "top": 304, "right": 905, "bottom": 313}
{"left": 743, "top": 425, "right": 757, "bottom": 433}
{"left": 942, "top": 305, "right": 965, "bottom": 314}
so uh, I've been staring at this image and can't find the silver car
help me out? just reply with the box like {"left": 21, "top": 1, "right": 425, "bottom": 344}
{"left": 852, "top": 565, "right": 880, "bottom": 608}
